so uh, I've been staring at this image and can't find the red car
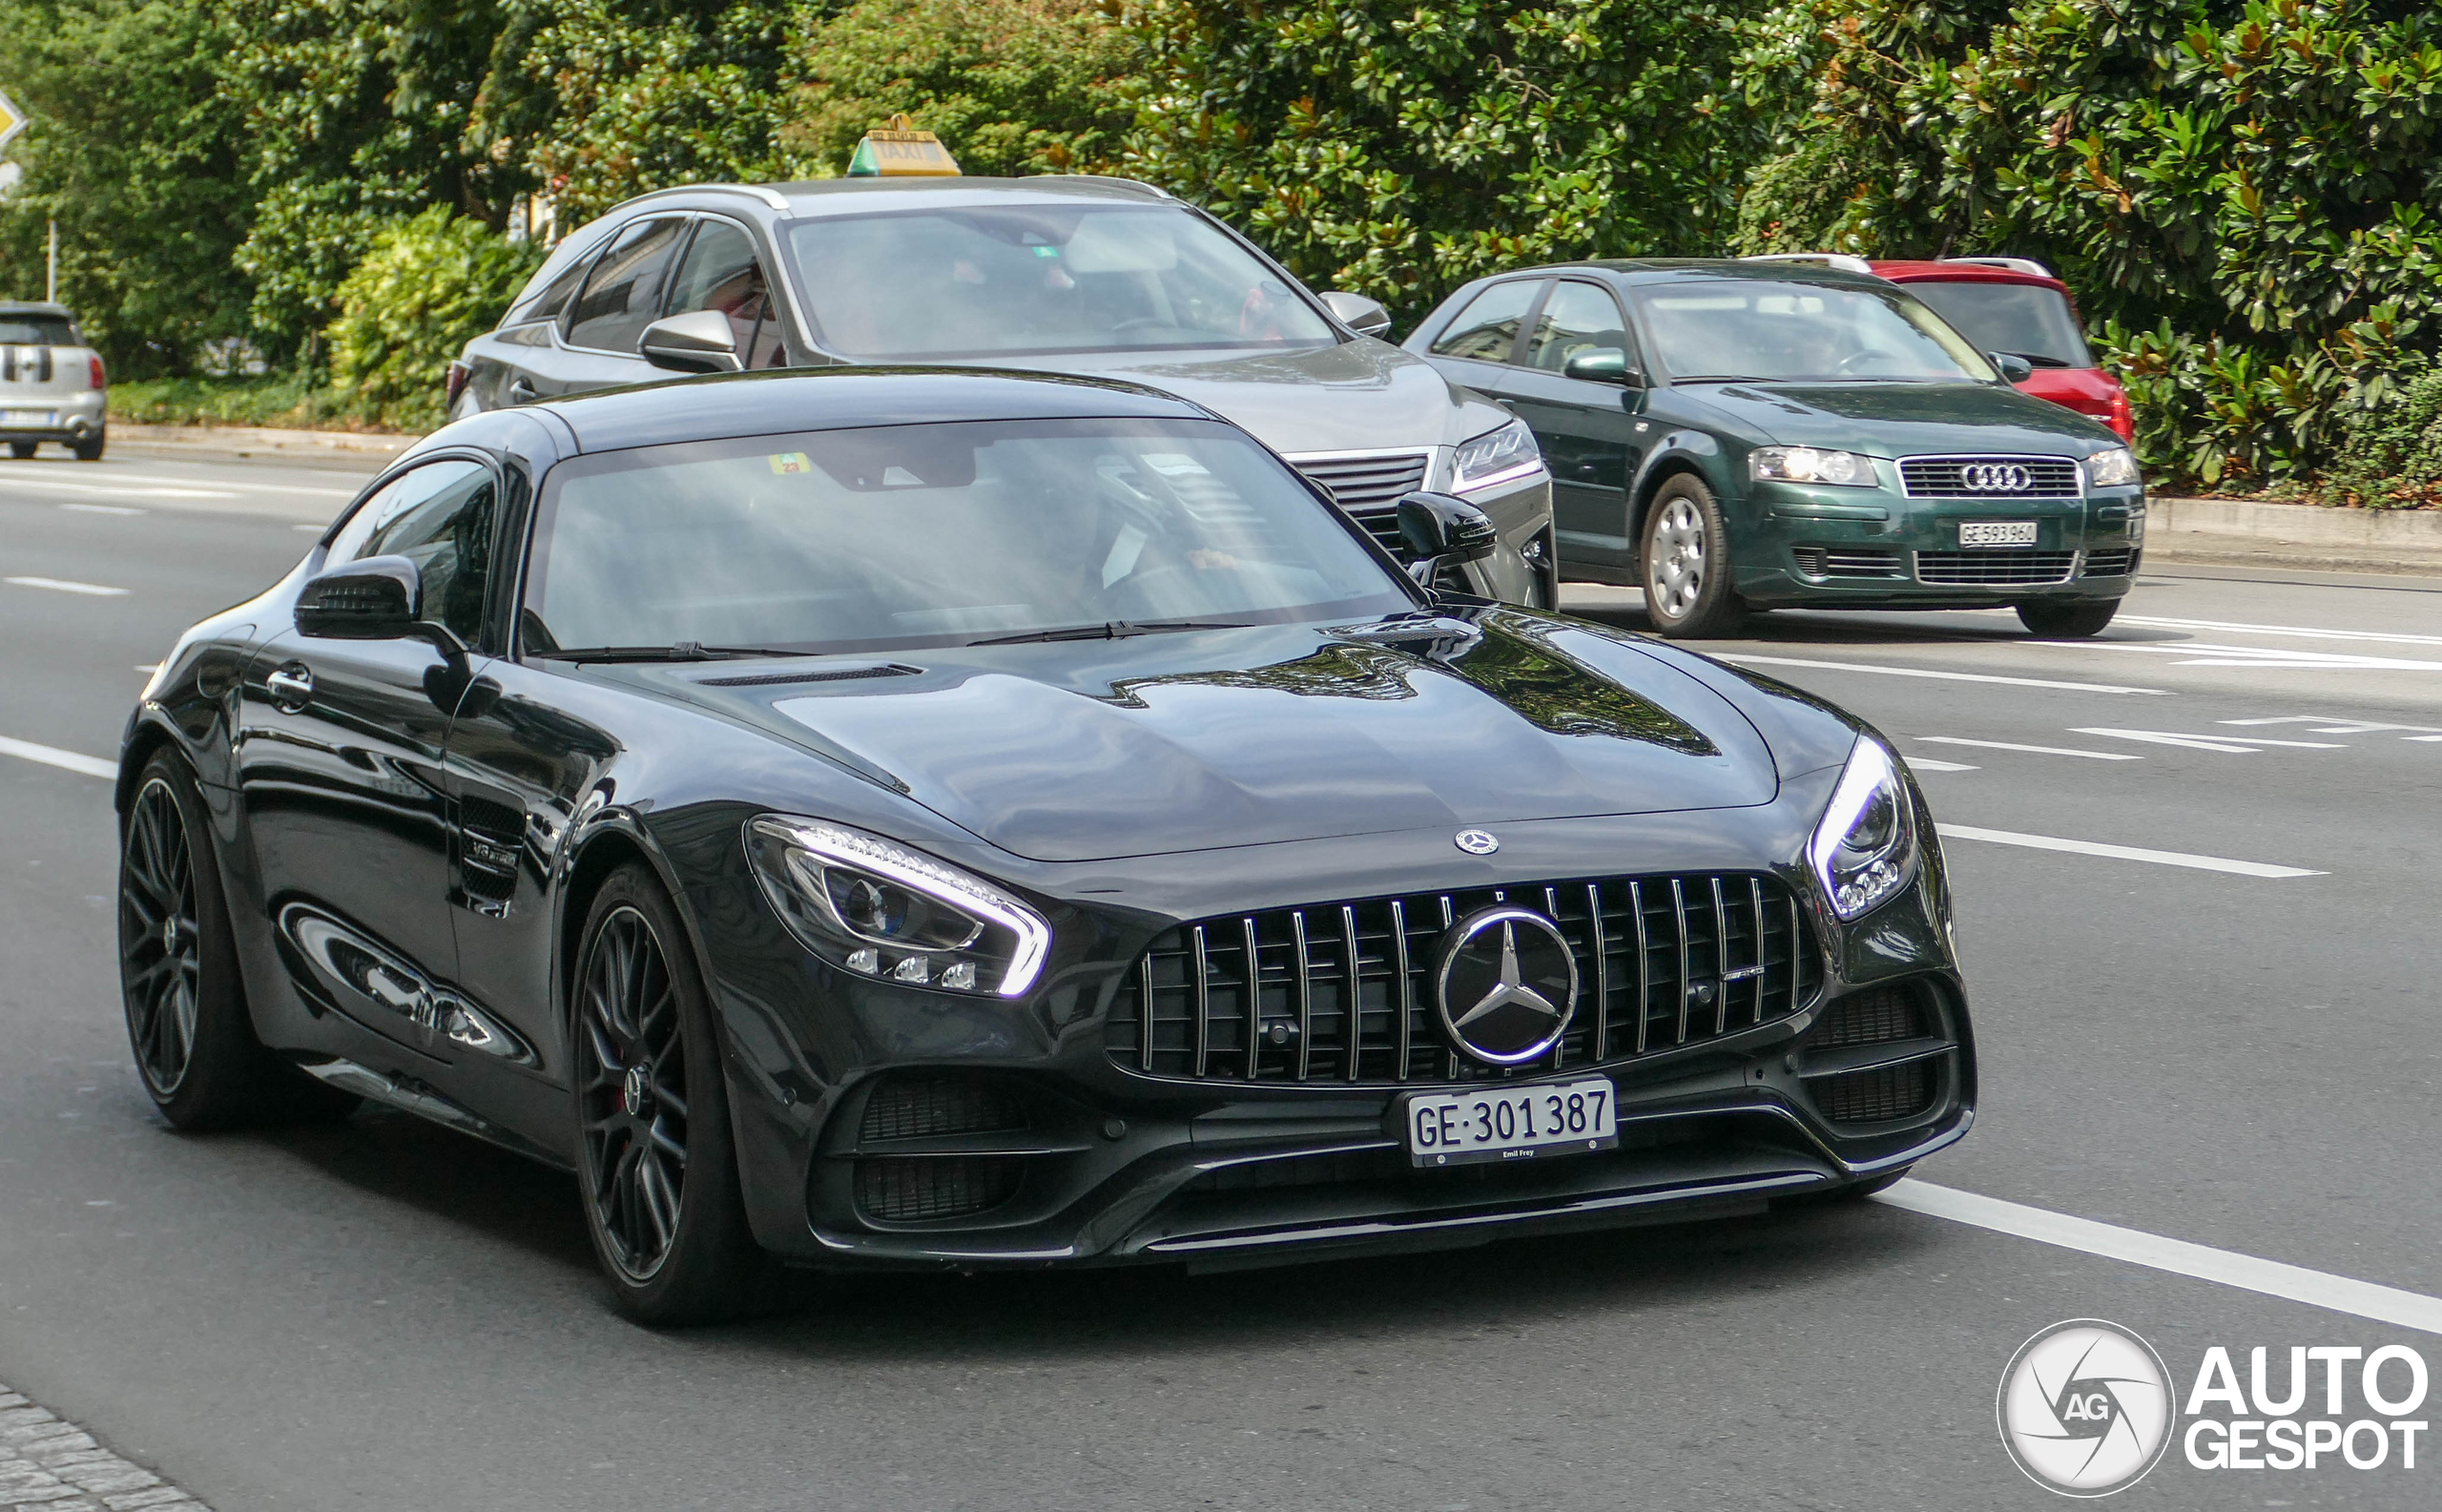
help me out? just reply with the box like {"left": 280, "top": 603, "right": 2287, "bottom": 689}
{"left": 1868, "top": 258, "right": 2133, "bottom": 442}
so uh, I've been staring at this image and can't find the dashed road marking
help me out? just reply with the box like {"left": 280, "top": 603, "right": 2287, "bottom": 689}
{"left": 72, "top": 469, "right": 359, "bottom": 498}
{"left": 2054, "top": 640, "right": 2442, "bottom": 672}
{"left": 2073, "top": 727, "right": 2346, "bottom": 754}
{"left": 1902, "top": 756, "right": 1978, "bottom": 772}
{"left": 1916, "top": 736, "right": 2142, "bottom": 761}
{"left": 58, "top": 501, "right": 146, "bottom": 516}
{"left": 2224, "top": 715, "right": 2442, "bottom": 737}
{"left": 0, "top": 475, "right": 237, "bottom": 500}
{"left": 2111, "top": 613, "right": 2442, "bottom": 651}
{"left": 1718, "top": 653, "right": 2170, "bottom": 695}
{"left": 1880, "top": 1180, "right": 2442, "bottom": 1336}
{"left": 1936, "top": 823, "right": 2324, "bottom": 878}
{"left": 5, "top": 574, "right": 128, "bottom": 596}
{"left": 0, "top": 735, "right": 115, "bottom": 779}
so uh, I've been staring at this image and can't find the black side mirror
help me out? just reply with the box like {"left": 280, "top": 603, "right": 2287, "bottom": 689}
{"left": 1563, "top": 349, "right": 1644, "bottom": 387}
{"left": 1990, "top": 350, "right": 2035, "bottom": 385}
{"left": 640, "top": 310, "right": 743, "bottom": 374}
{"left": 1395, "top": 491, "right": 1499, "bottom": 587}
{"left": 297, "top": 554, "right": 423, "bottom": 640}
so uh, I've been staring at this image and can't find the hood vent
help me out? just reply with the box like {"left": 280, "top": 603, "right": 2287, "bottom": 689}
{"left": 693, "top": 662, "right": 921, "bottom": 689}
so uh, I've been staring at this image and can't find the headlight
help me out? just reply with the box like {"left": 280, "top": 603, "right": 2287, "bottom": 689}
{"left": 1451, "top": 418, "right": 1542, "bottom": 490}
{"left": 746, "top": 817, "right": 1051, "bottom": 997}
{"left": 1750, "top": 446, "right": 1876, "bottom": 487}
{"left": 2085, "top": 447, "right": 2141, "bottom": 487}
{"left": 1806, "top": 737, "right": 1918, "bottom": 921}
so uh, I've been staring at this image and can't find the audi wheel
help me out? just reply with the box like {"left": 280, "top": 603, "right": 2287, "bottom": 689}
{"left": 1639, "top": 475, "right": 1747, "bottom": 638}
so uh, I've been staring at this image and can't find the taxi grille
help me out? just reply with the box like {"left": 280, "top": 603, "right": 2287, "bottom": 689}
{"left": 1899, "top": 455, "right": 2081, "bottom": 498}
{"left": 1914, "top": 550, "right": 2079, "bottom": 586}
{"left": 1105, "top": 874, "right": 1821, "bottom": 1086}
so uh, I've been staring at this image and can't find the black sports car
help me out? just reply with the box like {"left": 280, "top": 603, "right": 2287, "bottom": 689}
{"left": 117, "top": 367, "right": 1974, "bottom": 1322}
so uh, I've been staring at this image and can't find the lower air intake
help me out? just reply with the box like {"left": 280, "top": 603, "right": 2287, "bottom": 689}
{"left": 1812, "top": 1062, "right": 1937, "bottom": 1124}
{"left": 856, "top": 1155, "right": 1022, "bottom": 1222}
{"left": 859, "top": 1076, "right": 1025, "bottom": 1142}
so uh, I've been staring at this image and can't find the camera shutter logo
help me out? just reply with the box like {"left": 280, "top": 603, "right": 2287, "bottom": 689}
{"left": 1997, "top": 1319, "right": 2175, "bottom": 1497}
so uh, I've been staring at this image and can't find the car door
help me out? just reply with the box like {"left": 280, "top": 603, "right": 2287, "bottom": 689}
{"left": 660, "top": 215, "right": 791, "bottom": 370}
{"left": 233, "top": 456, "right": 503, "bottom": 1063}
{"left": 1497, "top": 280, "right": 1650, "bottom": 571}
{"left": 545, "top": 215, "right": 693, "bottom": 396}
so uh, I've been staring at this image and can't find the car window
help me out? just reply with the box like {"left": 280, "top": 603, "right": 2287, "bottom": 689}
{"left": 1522, "top": 282, "right": 1631, "bottom": 373}
{"left": 1632, "top": 280, "right": 1997, "bottom": 383}
{"left": 665, "top": 218, "right": 786, "bottom": 369}
{"left": 0, "top": 315, "right": 77, "bottom": 346}
{"left": 522, "top": 418, "right": 1412, "bottom": 655}
{"left": 780, "top": 206, "right": 1335, "bottom": 360}
{"left": 504, "top": 242, "right": 599, "bottom": 328}
{"left": 327, "top": 460, "right": 499, "bottom": 643}
{"left": 1429, "top": 281, "right": 1542, "bottom": 363}
{"left": 1901, "top": 280, "right": 2095, "bottom": 368}
{"left": 565, "top": 217, "right": 689, "bottom": 353}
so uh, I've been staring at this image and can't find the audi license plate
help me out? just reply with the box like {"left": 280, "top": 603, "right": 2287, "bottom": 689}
{"left": 1, "top": 410, "right": 51, "bottom": 427}
{"left": 1405, "top": 1077, "right": 1618, "bottom": 1167}
{"left": 1959, "top": 519, "right": 2039, "bottom": 548}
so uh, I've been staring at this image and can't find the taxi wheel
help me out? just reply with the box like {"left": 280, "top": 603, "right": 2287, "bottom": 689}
{"left": 1639, "top": 476, "right": 1746, "bottom": 638}
{"left": 572, "top": 863, "right": 778, "bottom": 1326}
{"left": 2016, "top": 600, "right": 2120, "bottom": 637}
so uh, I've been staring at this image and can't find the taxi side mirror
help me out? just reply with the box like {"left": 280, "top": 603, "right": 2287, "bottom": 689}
{"left": 641, "top": 310, "right": 744, "bottom": 374}
{"left": 1990, "top": 350, "right": 2035, "bottom": 385}
{"left": 1319, "top": 290, "right": 1394, "bottom": 339}
{"left": 1395, "top": 491, "right": 1499, "bottom": 587}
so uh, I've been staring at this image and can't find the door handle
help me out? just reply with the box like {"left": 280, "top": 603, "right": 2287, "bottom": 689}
{"left": 265, "top": 662, "right": 313, "bottom": 712}
{"left": 507, "top": 377, "right": 538, "bottom": 404}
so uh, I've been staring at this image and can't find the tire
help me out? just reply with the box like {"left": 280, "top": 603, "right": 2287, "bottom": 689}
{"left": 1639, "top": 475, "right": 1747, "bottom": 638}
{"left": 118, "top": 753, "right": 358, "bottom": 1129}
{"left": 72, "top": 430, "right": 104, "bottom": 462}
{"left": 572, "top": 863, "right": 776, "bottom": 1325}
{"left": 7, "top": 441, "right": 33, "bottom": 460}
{"left": 2016, "top": 599, "right": 2121, "bottom": 637}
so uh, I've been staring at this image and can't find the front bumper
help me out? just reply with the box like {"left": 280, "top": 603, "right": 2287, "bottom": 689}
{"left": 1740, "top": 479, "right": 2143, "bottom": 608}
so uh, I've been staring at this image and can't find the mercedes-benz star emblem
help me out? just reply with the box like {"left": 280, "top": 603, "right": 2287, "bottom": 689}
{"left": 1434, "top": 906, "right": 1579, "bottom": 1065}
{"left": 621, "top": 1065, "right": 650, "bottom": 1118}
{"left": 1453, "top": 828, "right": 1500, "bottom": 855}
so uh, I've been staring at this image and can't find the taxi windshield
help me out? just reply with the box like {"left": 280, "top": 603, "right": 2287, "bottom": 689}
{"left": 1635, "top": 280, "right": 1997, "bottom": 384}
{"left": 781, "top": 205, "right": 1338, "bottom": 360}
{"left": 522, "top": 417, "right": 1411, "bottom": 657}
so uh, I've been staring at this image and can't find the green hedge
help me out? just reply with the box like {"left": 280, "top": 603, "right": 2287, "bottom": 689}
{"left": 325, "top": 208, "right": 544, "bottom": 430}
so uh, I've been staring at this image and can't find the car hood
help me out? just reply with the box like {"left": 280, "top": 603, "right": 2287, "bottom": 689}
{"left": 642, "top": 612, "right": 1780, "bottom": 863}
{"left": 1687, "top": 379, "right": 2122, "bottom": 455}
{"left": 969, "top": 338, "right": 1499, "bottom": 457}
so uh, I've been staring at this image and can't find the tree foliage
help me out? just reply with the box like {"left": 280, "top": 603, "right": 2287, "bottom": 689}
{"left": 327, "top": 205, "right": 543, "bottom": 427}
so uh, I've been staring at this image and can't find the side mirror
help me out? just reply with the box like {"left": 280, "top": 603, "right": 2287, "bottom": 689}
{"left": 1318, "top": 290, "right": 1394, "bottom": 339}
{"left": 1990, "top": 350, "right": 2035, "bottom": 385}
{"left": 640, "top": 310, "right": 743, "bottom": 374}
{"left": 1562, "top": 349, "right": 1644, "bottom": 387}
{"left": 1395, "top": 491, "right": 1499, "bottom": 586}
{"left": 297, "top": 554, "right": 423, "bottom": 640}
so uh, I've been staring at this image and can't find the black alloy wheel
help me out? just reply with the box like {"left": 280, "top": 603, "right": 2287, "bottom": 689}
{"left": 1639, "top": 474, "right": 1748, "bottom": 638}
{"left": 573, "top": 863, "right": 773, "bottom": 1323}
{"left": 117, "top": 754, "right": 356, "bottom": 1129}
{"left": 2017, "top": 599, "right": 2121, "bottom": 637}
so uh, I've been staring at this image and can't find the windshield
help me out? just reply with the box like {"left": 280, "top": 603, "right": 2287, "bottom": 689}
{"left": 1901, "top": 280, "right": 2094, "bottom": 368}
{"left": 523, "top": 417, "right": 1412, "bottom": 656}
{"left": 781, "top": 206, "right": 1338, "bottom": 360}
{"left": 1634, "top": 280, "right": 1997, "bottom": 383}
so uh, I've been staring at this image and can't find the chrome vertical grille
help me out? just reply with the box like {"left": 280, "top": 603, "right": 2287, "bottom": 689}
{"left": 1107, "top": 872, "right": 1820, "bottom": 1086}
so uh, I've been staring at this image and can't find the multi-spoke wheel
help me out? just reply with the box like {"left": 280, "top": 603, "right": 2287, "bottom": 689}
{"left": 116, "top": 753, "right": 356, "bottom": 1129}
{"left": 1638, "top": 474, "right": 1747, "bottom": 638}
{"left": 572, "top": 863, "right": 772, "bottom": 1323}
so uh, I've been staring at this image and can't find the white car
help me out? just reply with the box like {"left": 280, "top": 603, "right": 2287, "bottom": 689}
{"left": 0, "top": 301, "right": 107, "bottom": 461}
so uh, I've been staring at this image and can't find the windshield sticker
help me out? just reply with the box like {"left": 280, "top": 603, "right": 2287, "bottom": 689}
{"left": 769, "top": 452, "right": 811, "bottom": 475}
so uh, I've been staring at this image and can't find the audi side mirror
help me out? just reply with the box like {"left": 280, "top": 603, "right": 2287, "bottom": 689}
{"left": 1395, "top": 491, "right": 1499, "bottom": 587}
{"left": 1319, "top": 290, "right": 1394, "bottom": 339}
{"left": 640, "top": 310, "right": 743, "bottom": 374}
{"left": 1562, "top": 349, "right": 1645, "bottom": 387}
{"left": 296, "top": 554, "right": 423, "bottom": 640}
{"left": 1991, "top": 350, "right": 2036, "bottom": 385}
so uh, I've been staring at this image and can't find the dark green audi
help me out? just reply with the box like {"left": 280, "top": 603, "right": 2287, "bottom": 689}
{"left": 1405, "top": 259, "right": 2143, "bottom": 638}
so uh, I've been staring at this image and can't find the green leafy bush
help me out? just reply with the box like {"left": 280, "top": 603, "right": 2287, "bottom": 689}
{"left": 325, "top": 207, "right": 542, "bottom": 429}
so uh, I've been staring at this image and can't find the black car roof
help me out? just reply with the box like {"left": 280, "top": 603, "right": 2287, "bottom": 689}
{"left": 536, "top": 365, "right": 1216, "bottom": 453}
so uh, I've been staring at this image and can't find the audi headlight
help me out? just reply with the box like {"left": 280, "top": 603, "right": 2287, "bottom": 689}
{"left": 1751, "top": 446, "right": 1877, "bottom": 487}
{"left": 746, "top": 817, "right": 1051, "bottom": 997}
{"left": 2085, "top": 446, "right": 2140, "bottom": 487}
{"left": 1806, "top": 737, "right": 1918, "bottom": 921}
{"left": 1451, "top": 418, "right": 1542, "bottom": 490}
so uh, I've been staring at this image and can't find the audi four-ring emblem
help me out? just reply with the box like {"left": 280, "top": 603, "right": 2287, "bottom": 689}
{"left": 1960, "top": 463, "right": 2033, "bottom": 492}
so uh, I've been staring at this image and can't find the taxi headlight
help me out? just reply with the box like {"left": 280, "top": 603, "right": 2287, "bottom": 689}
{"left": 746, "top": 816, "right": 1050, "bottom": 996}
{"left": 1807, "top": 737, "right": 1918, "bottom": 921}
{"left": 1751, "top": 445, "right": 1876, "bottom": 487}
{"left": 2085, "top": 446, "right": 2141, "bottom": 487}
{"left": 1451, "top": 418, "right": 1542, "bottom": 490}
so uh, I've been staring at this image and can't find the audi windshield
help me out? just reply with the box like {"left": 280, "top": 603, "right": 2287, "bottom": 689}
{"left": 1634, "top": 280, "right": 1999, "bottom": 384}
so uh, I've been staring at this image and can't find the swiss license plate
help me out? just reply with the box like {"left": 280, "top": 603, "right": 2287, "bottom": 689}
{"left": 1959, "top": 519, "right": 2039, "bottom": 548}
{"left": 1405, "top": 1077, "right": 1619, "bottom": 1167}
{"left": 1, "top": 409, "right": 51, "bottom": 427}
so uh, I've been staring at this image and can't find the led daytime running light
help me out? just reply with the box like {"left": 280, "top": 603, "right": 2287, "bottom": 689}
{"left": 751, "top": 818, "right": 1051, "bottom": 997}
{"left": 1806, "top": 737, "right": 1917, "bottom": 921}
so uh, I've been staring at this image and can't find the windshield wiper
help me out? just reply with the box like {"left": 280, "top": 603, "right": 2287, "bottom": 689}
{"left": 538, "top": 643, "right": 819, "bottom": 664}
{"left": 1670, "top": 374, "right": 1781, "bottom": 383}
{"left": 965, "top": 620, "right": 1252, "bottom": 647}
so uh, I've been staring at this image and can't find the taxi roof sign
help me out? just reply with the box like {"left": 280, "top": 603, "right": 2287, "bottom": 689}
{"left": 847, "top": 114, "right": 961, "bottom": 178}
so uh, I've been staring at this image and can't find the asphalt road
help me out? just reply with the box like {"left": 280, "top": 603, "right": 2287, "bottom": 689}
{"left": 4, "top": 448, "right": 2440, "bottom": 1508}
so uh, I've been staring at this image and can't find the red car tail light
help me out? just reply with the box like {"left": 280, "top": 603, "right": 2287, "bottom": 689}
{"left": 88, "top": 354, "right": 106, "bottom": 391}
{"left": 2106, "top": 386, "right": 2134, "bottom": 443}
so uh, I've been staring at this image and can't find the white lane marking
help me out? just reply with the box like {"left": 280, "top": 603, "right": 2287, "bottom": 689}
{"left": 2055, "top": 640, "right": 2442, "bottom": 672}
{"left": 5, "top": 575, "right": 129, "bottom": 596}
{"left": 1936, "top": 823, "right": 2324, "bottom": 878}
{"left": 0, "top": 476, "right": 237, "bottom": 500}
{"left": 2223, "top": 715, "right": 2442, "bottom": 736}
{"left": 0, "top": 735, "right": 114, "bottom": 779}
{"left": 59, "top": 502, "right": 146, "bottom": 516}
{"left": 2073, "top": 727, "right": 2345, "bottom": 754}
{"left": 1902, "top": 756, "right": 1978, "bottom": 772}
{"left": 134, "top": 664, "right": 160, "bottom": 675}
{"left": 82, "top": 470, "right": 359, "bottom": 498}
{"left": 1878, "top": 1180, "right": 2442, "bottom": 1336}
{"left": 1718, "top": 654, "right": 2170, "bottom": 695}
{"left": 2113, "top": 613, "right": 2442, "bottom": 651}
{"left": 1916, "top": 736, "right": 2142, "bottom": 761}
